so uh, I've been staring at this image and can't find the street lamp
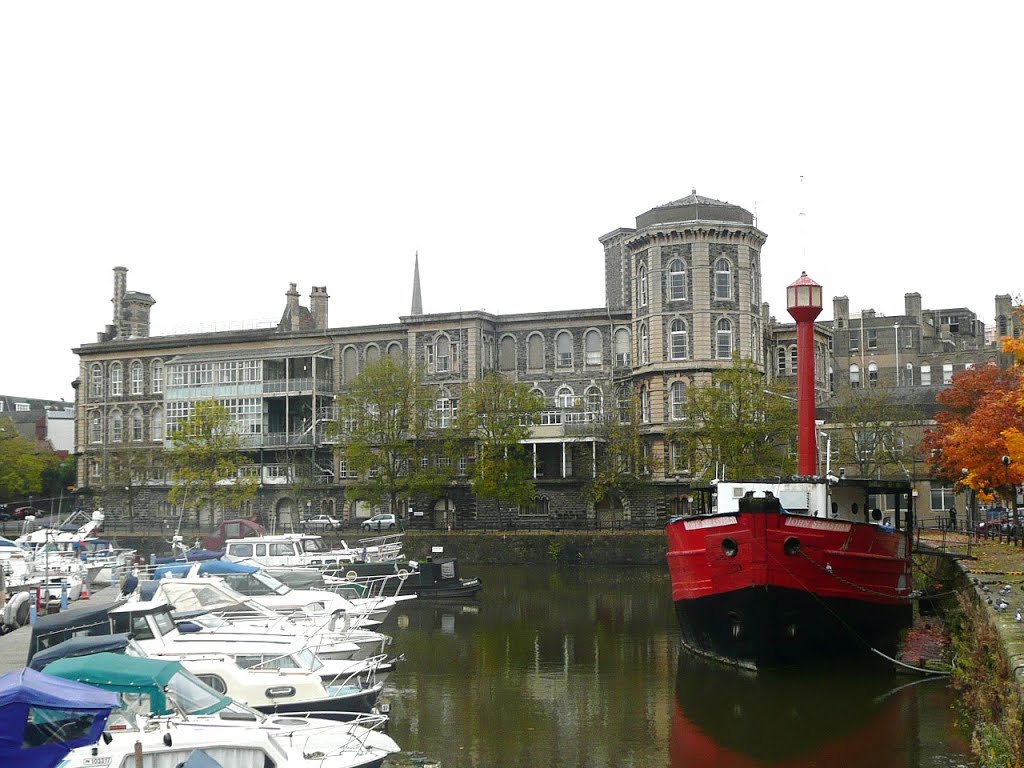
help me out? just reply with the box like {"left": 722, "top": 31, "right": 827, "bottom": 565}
{"left": 962, "top": 468, "right": 975, "bottom": 536}
{"left": 786, "top": 272, "right": 823, "bottom": 476}
{"left": 1002, "top": 455, "right": 1017, "bottom": 521}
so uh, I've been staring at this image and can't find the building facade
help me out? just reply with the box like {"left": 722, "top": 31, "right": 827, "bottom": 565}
{"left": 71, "top": 194, "right": 1018, "bottom": 530}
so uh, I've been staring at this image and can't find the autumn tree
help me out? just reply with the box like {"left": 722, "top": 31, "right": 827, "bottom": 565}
{"left": 332, "top": 356, "right": 454, "bottom": 517}
{"left": 456, "top": 372, "right": 543, "bottom": 526}
{"left": 827, "top": 387, "right": 922, "bottom": 481}
{"left": 668, "top": 359, "right": 797, "bottom": 481}
{"left": 165, "top": 400, "right": 258, "bottom": 529}
{"left": 923, "top": 364, "right": 1024, "bottom": 504}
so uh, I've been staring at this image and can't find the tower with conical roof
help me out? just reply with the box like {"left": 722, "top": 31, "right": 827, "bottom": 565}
{"left": 410, "top": 252, "right": 423, "bottom": 316}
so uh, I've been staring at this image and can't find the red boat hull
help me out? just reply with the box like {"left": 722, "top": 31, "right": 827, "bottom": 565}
{"left": 667, "top": 505, "right": 913, "bottom": 669}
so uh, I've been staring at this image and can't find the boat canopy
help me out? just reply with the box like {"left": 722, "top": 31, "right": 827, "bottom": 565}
{"left": 45, "top": 653, "right": 230, "bottom": 717}
{"left": 153, "top": 560, "right": 258, "bottom": 580}
{"left": 0, "top": 666, "right": 119, "bottom": 768}
{"left": 29, "top": 634, "right": 131, "bottom": 671}
{"left": 27, "top": 603, "right": 115, "bottom": 663}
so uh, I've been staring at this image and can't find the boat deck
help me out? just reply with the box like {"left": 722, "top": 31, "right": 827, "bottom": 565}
{"left": 0, "top": 586, "right": 121, "bottom": 673}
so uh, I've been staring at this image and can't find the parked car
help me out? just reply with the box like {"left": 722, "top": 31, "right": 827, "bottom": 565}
{"left": 362, "top": 513, "right": 398, "bottom": 532}
{"left": 11, "top": 506, "right": 43, "bottom": 520}
{"left": 300, "top": 514, "right": 341, "bottom": 531}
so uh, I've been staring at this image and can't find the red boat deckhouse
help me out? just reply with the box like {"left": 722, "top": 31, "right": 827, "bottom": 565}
{"left": 665, "top": 273, "right": 915, "bottom": 669}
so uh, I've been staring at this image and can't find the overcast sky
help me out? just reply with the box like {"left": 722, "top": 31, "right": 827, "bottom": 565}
{"left": 2, "top": 3, "right": 1020, "bottom": 401}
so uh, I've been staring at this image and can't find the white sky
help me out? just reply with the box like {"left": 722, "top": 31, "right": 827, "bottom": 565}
{"left": 2, "top": 2, "right": 1021, "bottom": 401}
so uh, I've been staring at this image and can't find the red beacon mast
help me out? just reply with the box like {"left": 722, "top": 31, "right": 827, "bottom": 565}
{"left": 786, "top": 272, "right": 823, "bottom": 476}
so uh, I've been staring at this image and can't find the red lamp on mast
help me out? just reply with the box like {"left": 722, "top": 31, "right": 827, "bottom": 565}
{"left": 786, "top": 272, "right": 823, "bottom": 475}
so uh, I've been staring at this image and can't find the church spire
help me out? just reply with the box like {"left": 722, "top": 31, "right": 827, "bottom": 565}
{"left": 410, "top": 252, "right": 423, "bottom": 316}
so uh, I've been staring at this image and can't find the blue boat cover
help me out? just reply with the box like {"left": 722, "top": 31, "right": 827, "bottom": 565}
{"left": 152, "top": 560, "right": 257, "bottom": 580}
{"left": 152, "top": 548, "right": 224, "bottom": 565}
{"left": 0, "top": 667, "right": 119, "bottom": 768}
{"left": 29, "top": 634, "right": 131, "bottom": 671}
{"left": 179, "top": 749, "right": 226, "bottom": 768}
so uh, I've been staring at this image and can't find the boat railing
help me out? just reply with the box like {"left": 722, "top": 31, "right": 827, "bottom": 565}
{"left": 321, "top": 652, "right": 389, "bottom": 689}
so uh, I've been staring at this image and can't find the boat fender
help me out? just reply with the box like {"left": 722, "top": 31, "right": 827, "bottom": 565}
{"left": 3, "top": 592, "right": 31, "bottom": 629}
{"left": 397, "top": 569, "right": 409, "bottom": 579}
{"left": 345, "top": 570, "right": 358, "bottom": 582}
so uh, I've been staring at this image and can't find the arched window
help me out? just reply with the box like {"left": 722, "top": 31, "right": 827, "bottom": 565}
{"left": 556, "top": 331, "right": 573, "bottom": 368}
{"left": 750, "top": 256, "right": 761, "bottom": 305}
{"left": 130, "top": 408, "right": 144, "bottom": 441}
{"left": 130, "top": 361, "right": 143, "bottom": 395}
{"left": 614, "top": 328, "right": 631, "bottom": 367}
{"left": 434, "top": 335, "right": 451, "bottom": 373}
{"left": 638, "top": 265, "right": 649, "bottom": 307}
{"left": 850, "top": 364, "right": 861, "bottom": 388}
{"left": 110, "top": 362, "right": 123, "bottom": 397}
{"left": 751, "top": 322, "right": 760, "bottom": 364}
{"left": 714, "top": 258, "right": 732, "bottom": 300}
{"left": 527, "top": 333, "right": 544, "bottom": 370}
{"left": 920, "top": 364, "right": 931, "bottom": 386}
{"left": 670, "top": 319, "right": 689, "bottom": 360}
{"left": 868, "top": 362, "right": 879, "bottom": 387}
{"left": 671, "top": 381, "right": 687, "bottom": 420}
{"left": 585, "top": 385, "right": 603, "bottom": 416}
{"left": 789, "top": 345, "right": 798, "bottom": 372}
{"left": 151, "top": 360, "right": 164, "bottom": 394}
{"left": 365, "top": 345, "right": 381, "bottom": 365}
{"left": 342, "top": 346, "right": 358, "bottom": 383}
{"left": 715, "top": 318, "right": 733, "bottom": 359}
{"left": 640, "top": 385, "right": 651, "bottom": 423}
{"left": 556, "top": 385, "right": 575, "bottom": 408}
{"left": 387, "top": 342, "right": 403, "bottom": 360}
{"left": 89, "top": 410, "right": 102, "bottom": 443}
{"left": 777, "top": 347, "right": 787, "bottom": 375}
{"left": 584, "top": 329, "right": 602, "bottom": 366}
{"left": 151, "top": 407, "right": 164, "bottom": 442}
{"left": 90, "top": 364, "right": 103, "bottom": 398}
{"left": 498, "top": 335, "right": 516, "bottom": 371}
{"left": 110, "top": 409, "right": 123, "bottom": 443}
{"left": 639, "top": 323, "right": 649, "bottom": 364}
{"left": 669, "top": 259, "right": 687, "bottom": 301}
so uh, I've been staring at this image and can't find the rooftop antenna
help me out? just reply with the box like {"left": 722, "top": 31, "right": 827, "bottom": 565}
{"left": 798, "top": 175, "right": 807, "bottom": 262}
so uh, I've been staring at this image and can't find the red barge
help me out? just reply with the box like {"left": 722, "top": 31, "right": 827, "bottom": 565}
{"left": 666, "top": 272, "right": 915, "bottom": 669}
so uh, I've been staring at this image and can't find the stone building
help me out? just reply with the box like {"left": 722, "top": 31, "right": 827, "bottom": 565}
{"left": 71, "top": 193, "right": 1017, "bottom": 530}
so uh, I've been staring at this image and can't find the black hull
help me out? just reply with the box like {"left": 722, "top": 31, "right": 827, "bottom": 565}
{"left": 254, "top": 686, "right": 381, "bottom": 721}
{"left": 674, "top": 586, "right": 912, "bottom": 670}
{"left": 415, "top": 577, "right": 483, "bottom": 600}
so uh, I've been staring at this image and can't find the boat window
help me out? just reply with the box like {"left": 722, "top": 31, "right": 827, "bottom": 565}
{"left": 236, "top": 654, "right": 300, "bottom": 671}
{"left": 131, "top": 616, "right": 154, "bottom": 641}
{"left": 119, "top": 692, "right": 154, "bottom": 721}
{"left": 165, "top": 670, "right": 229, "bottom": 715}
{"left": 232, "top": 543, "right": 254, "bottom": 558}
{"left": 253, "top": 571, "right": 291, "bottom": 596}
{"left": 294, "top": 647, "right": 323, "bottom": 672}
{"left": 255, "top": 544, "right": 266, "bottom": 556}
{"left": 22, "top": 707, "right": 99, "bottom": 747}
{"left": 302, "top": 538, "right": 326, "bottom": 552}
{"left": 152, "top": 611, "right": 176, "bottom": 636}
{"left": 269, "top": 543, "right": 294, "bottom": 556}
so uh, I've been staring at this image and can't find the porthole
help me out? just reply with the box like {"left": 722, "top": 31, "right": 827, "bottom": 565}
{"left": 783, "top": 537, "right": 801, "bottom": 556}
{"left": 722, "top": 538, "right": 738, "bottom": 557}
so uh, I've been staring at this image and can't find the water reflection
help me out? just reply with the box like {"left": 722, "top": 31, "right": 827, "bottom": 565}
{"left": 382, "top": 565, "right": 972, "bottom": 768}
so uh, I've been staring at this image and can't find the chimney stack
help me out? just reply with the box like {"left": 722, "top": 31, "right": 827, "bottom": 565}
{"left": 310, "top": 286, "right": 329, "bottom": 330}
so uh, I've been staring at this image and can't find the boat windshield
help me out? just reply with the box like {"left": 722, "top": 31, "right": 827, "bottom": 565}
{"left": 165, "top": 670, "right": 230, "bottom": 715}
{"left": 301, "top": 538, "right": 326, "bottom": 553}
{"left": 253, "top": 570, "right": 291, "bottom": 595}
{"left": 152, "top": 610, "right": 177, "bottom": 636}
{"left": 222, "top": 571, "right": 290, "bottom": 597}
{"left": 294, "top": 646, "right": 323, "bottom": 673}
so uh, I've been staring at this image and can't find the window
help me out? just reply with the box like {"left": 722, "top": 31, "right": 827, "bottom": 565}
{"left": 342, "top": 347, "right": 358, "bottom": 383}
{"left": 151, "top": 407, "right": 164, "bottom": 441}
{"left": 939, "top": 314, "right": 960, "bottom": 333}
{"left": 435, "top": 396, "right": 458, "bottom": 428}
{"left": 789, "top": 345, "right": 797, "bottom": 372}
{"left": 777, "top": 347, "right": 787, "bottom": 375}
{"left": 151, "top": 360, "right": 164, "bottom": 394}
{"left": 714, "top": 258, "right": 732, "bottom": 300}
{"left": 110, "top": 362, "right": 123, "bottom": 396}
{"left": 671, "top": 381, "right": 687, "bottom": 420}
{"left": 89, "top": 411, "right": 102, "bottom": 443}
{"left": 365, "top": 345, "right": 380, "bottom": 365}
{"left": 640, "top": 386, "right": 650, "bottom": 423}
{"left": 499, "top": 336, "right": 516, "bottom": 371}
{"left": 930, "top": 485, "right": 956, "bottom": 511}
{"left": 387, "top": 342, "right": 403, "bottom": 360}
{"left": 556, "top": 386, "right": 575, "bottom": 409}
{"left": 638, "top": 265, "right": 648, "bottom": 307}
{"left": 617, "top": 387, "right": 631, "bottom": 424}
{"left": 110, "top": 410, "right": 123, "bottom": 443}
{"left": 556, "top": 331, "right": 573, "bottom": 368}
{"left": 850, "top": 364, "right": 861, "bottom": 388}
{"left": 584, "top": 329, "right": 602, "bottom": 366}
{"left": 942, "top": 363, "right": 953, "bottom": 385}
{"left": 527, "top": 334, "right": 544, "bottom": 370}
{"left": 435, "top": 335, "right": 451, "bottom": 373}
{"left": 670, "top": 319, "right": 689, "bottom": 360}
{"left": 90, "top": 364, "right": 103, "bottom": 398}
{"left": 867, "top": 329, "right": 877, "bottom": 349}
{"left": 130, "top": 361, "right": 143, "bottom": 395}
{"left": 669, "top": 259, "right": 687, "bottom": 301}
{"left": 868, "top": 362, "right": 879, "bottom": 387}
{"left": 585, "top": 386, "right": 603, "bottom": 415}
{"left": 15, "top": 402, "right": 29, "bottom": 412}
{"left": 614, "top": 328, "right": 630, "bottom": 367}
{"left": 639, "top": 323, "right": 649, "bottom": 364}
{"left": 920, "top": 364, "right": 931, "bottom": 386}
{"left": 715, "top": 318, "right": 733, "bottom": 359}
{"left": 130, "top": 408, "right": 144, "bottom": 441}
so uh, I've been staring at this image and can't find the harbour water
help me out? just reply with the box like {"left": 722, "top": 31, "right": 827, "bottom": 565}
{"left": 381, "top": 564, "right": 974, "bottom": 768}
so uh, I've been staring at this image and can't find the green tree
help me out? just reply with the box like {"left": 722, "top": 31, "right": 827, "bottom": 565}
{"left": 828, "top": 387, "right": 921, "bottom": 481}
{"left": 165, "top": 400, "right": 258, "bottom": 528}
{"left": 586, "top": 391, "right": 655, "bottom": 504}
{"left": 457, "top": 372, "right": 543, "bottom": 525}
{"left": 332, "top": 356, "right": 453, "bottom": 516}
{"left": 669, "top": 360, "right": 797, "bottom": 481}
{"left": 105, "top": 443, "right": 154, "bottom": 532}
{"left": 0, "top": 416, "right": 49, "bottom": 502}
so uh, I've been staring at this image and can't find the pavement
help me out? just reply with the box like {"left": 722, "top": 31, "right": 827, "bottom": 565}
{"left": 0, "top": 586, "right": 121, "bottom": 674}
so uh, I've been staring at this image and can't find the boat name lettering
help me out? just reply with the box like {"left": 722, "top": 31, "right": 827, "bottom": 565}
{"left": 783, "top": 518, "right": 851, "bottom": 532}
{"left": 683, "top": 516, "right": 737, "bottom": 530}
{"left": 84, "top": 759, "right": 112, "bottom": 766}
